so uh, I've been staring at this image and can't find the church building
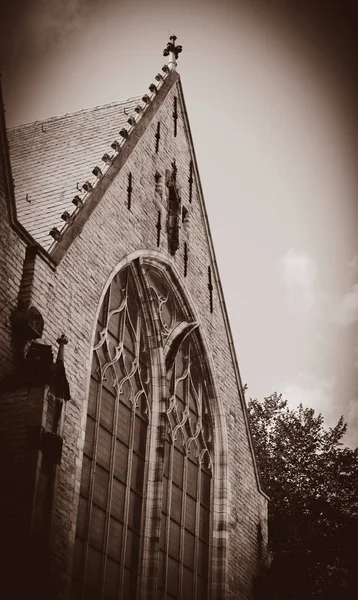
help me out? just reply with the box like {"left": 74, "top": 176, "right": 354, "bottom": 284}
{"left": 0, "top": 38, "right": 268, "bottom": 599}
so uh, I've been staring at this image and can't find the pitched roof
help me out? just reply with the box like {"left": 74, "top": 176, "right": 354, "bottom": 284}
{"left": 7, "top": 96, "right": 141, "bottom": 249}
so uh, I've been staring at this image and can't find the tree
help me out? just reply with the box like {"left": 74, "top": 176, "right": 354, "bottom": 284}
{"left": 247, "top": 393, "right": 358, "bottom": 599}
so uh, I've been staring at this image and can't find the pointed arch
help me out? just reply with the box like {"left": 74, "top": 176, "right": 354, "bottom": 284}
{"left": 138, "top": 254, "right": 229, "bottom": 600}
{"left": 72, "top": 251, "right": 229, "bottom": 600}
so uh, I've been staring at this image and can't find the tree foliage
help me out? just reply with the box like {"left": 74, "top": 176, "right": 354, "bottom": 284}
{"left": 248, "top": 393, "right": 358, "bottom": 599}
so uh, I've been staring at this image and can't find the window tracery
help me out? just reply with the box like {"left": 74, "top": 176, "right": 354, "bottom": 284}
{"left": 74, "top": 258, "right": 217, "bottom": 600}
{"left": 157, "top": 314, "right": 212, "bottom": 600}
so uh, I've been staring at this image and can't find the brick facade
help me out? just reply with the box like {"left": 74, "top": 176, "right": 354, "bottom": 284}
{"left": 0, "top": 65, "right": 268, "bottom": 599}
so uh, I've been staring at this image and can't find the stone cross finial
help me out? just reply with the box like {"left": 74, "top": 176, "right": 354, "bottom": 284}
{"left": 56, "top": 334, "right": 68, "bottom": 363}
{"left": 163, "top": 35, "right": 183, "bottom": 70}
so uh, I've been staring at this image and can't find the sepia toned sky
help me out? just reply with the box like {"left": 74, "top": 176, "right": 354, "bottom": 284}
{"left": 1, "top": 0, "right": 357, "bottom": 445}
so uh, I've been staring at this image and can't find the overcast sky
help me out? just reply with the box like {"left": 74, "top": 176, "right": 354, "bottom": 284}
{"left": 1, "top": 0, "right": 357, "bottom": 445}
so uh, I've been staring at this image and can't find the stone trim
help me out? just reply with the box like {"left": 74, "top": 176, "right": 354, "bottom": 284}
{"left": 51, "top": 72, "right": 179, "bottom": 265}
{"left": 176, "top": 80, "right": 269, "bottom": 502}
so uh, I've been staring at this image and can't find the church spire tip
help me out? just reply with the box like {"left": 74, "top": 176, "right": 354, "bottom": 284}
{"left": 163, "top": 35, "right": 182, "bottom": 71}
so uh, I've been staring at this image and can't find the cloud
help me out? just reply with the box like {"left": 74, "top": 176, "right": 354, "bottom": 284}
{"left": 279, "top": 374, "right": 358, "bottom": 448}
{"left": 334, "top": 284, "right": 358, "bottom": 325}
{"left": 345, "top": 399, "right": 358, "bottom": 448}
{"left": 7, "top": 0, "right": 93, "bottom": 58}
{"left": 348, "top": 255, "right": 358, "bottom": 276}
{"left": 280, "top": 249, "right": 317, "bottom": 318}
{"left": 280, "top": 249, "right": 358, "bottom": 328}
{"left": 280, "top": 374, "right": 335, "bottom": 419}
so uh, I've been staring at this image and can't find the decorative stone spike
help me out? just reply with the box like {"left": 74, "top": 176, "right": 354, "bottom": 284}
{"left": 56, "top": 334, "right": 68, "bottom": 363}
{"left": 111, "top": 140, "right": 121, "bottom": 152}
{"left": 135, "top": 105, "right": 143, "bottom": 114}
{"left": 92, "top": 166, "right": 103, "bottom": 178}
{"left": 149, "top": 83, "right": 157, "bottom": 94}
{"left": 155, "top": 73, "right": 163, "bottom": 81}
{"left": 52, "top": 333, "right": 71, "bottom": 405}
{"left": 162, "top": 64, "right": 170, "bottom": 73}
{"left": 82, "top": 181, "right": 93, "bottom": 193}
{"left": 154, "top": 172, "right": 163, "bottom": 195}
{"left": 61, "top": 211, "right": 71, "bottom": 222}
{"left": 49, "top": 227, "right": 62, "bottom": 242}
{"left": 72, "top": 195, "right": 83, "bottom": 208}
{"left": 127, "top": 116, "right": 136, "bottom": 126}
{"left": 182, "top": 205, "right": 189, "bottom": 225}
{"left": 142, "top": 94, "right": 150, "bottom": 104}
{"left": 102, "top": 153, "right": 112, "bottom": 165}
{"left": 119, "top": 128, "right": 129, "bottom": 139}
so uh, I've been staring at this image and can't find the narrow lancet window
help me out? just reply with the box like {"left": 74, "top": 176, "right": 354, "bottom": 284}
{"left": 173, "top": 97, "right": 178, "bottom": 137}
{"left": 156, "top": 122, "right": 161, "bottom": 153}
{"left": 127, "top": 173, "right": 133, "bottom": 209}
{"left": 188, "top": 161, "right": 193, "bottom": 204}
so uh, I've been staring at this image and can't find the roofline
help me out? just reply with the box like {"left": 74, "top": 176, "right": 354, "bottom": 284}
{"left": 50, "top": 70, "right": 180, "bottom": 264}
{"left": 176, "top": 77, "right": 269, "bottom": 501}
{"left": 7, "top": 96, "right": 142, "bottom": 131}
{"left": 0, "top": 73, "right": 56, "bottom": 271}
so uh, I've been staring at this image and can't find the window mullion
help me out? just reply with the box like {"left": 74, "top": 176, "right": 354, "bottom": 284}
{"left": 118, "top": 384, "right": 136, "bottom": 599}
{"left": 194, "top": 463, "right": 201, "bottom": 600}
{"left": 180, "top": 453, "right": 188, "bottom": 598}
{"left": 163, "top": 437, "right": 174, "bottom": 597}
{"left": 82, "top": 283, "right": 113, "bottom": 598}
{"left": 81, "top": 367, "right": 105, "bottom": 597}
{"left": 99, "top": 371, "right": 122, "bottom": 598}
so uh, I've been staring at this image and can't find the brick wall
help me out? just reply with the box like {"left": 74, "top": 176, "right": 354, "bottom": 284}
{"left": 0, "top": 385, "right": 49, "bottom": 596}
{"left": 0, "top": 93, "right": 27, "bottom": 378}
{"left": 2, "top": 75, "right": 267, "bottom": 598}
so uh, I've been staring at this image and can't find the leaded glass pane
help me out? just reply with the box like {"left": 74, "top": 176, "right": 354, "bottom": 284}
{"left": 89, "top": 505, "right": 106, "bottom": 550}
{"left": 86, "top": 545, "right": 102, "bottom": 591}
{"left": 77, "top": 497, "right": 88, "bottom": 540}
{"left": 104, "top": 558, "right": 120, "bottom": 598}
{"left": 108, "top": 517, "right": 123, "bottom": 560}
{"left": 183, "top": 566, "right": 194, "bottom": 599}
{"left": 185, "top": 494, "right": 196, "bottom": 533}
{"left": 171, "top": 485, "right": 182, "bottom": 523}
{"left": 97, "top": 426, "right": 111, "bottom": 469}
{"left": 169, "top": 519, "right": 180, "bottom": 559}
{"left": 111, "top": 477, "right": 125, "bottom": 521}
{"left": 80, "top": 455, "right": 91, "bottom": 498}
{"left": 114, "top": 440, "right": 128, "bottom": 482}
{"left": 184, "top": 530, "right": 195, "bottom": 568}
{"left": 100, "top": 388, "right": 115, "bottom": 430}
{"left": 167, "top": 557, "right": 179, "bottom": 596}
{"left": 84, "top": 416, "right": 95, "bottom": 456}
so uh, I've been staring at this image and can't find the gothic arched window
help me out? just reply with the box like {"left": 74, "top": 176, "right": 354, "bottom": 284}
{"left": 73, "top": 257, "right": 219, "bottom": 600}
{"left": 146, "top": 265, "right": 212, "bottom": 600}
